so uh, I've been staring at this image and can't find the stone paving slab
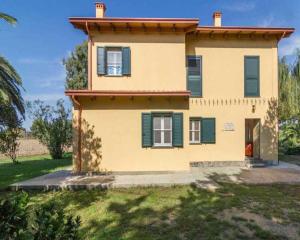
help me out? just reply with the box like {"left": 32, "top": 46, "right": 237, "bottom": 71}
{"left": 9, "top": 161, "right": 300, "bottom": 190}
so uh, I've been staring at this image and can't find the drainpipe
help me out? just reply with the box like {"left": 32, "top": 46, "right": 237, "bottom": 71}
{"left": 71, "top": 96, "right": 82, "bottom": 172}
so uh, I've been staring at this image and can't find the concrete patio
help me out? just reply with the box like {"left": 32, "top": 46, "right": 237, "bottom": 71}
{"left": 10, "top": 161, "right": 300, "bottom": 191}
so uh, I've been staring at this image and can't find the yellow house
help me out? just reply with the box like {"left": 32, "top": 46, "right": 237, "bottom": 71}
{"left": 66, "top": 3, "right": 294, "bottom": 172}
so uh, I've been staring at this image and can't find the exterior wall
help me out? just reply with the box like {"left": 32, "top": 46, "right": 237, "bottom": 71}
{"left": 73, "top": 96, "right": 277, "bottom": 172}
{"left": 72, "top": 33, "right": 279, "bottom": 172}
{"left": 90, "top": 32, "right": 186, "bottom": 91}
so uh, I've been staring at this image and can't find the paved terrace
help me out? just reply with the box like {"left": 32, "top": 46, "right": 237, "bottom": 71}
{"left": 10, "top": 161, "right": 300, "bottom": 191}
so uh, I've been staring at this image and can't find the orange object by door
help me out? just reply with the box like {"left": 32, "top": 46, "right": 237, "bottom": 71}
{"left": 245, "top": 143, "right": 253, "bottom": 157}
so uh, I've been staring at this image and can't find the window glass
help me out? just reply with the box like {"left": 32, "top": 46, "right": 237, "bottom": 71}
{"left": 107, "top": 49, "right": 122, "bottom": 76}
{"left": 153, "top": 116, "right": 172, "bottom": 146}
{"left": 190, "top": 119, "right": 201, "bottom": 143}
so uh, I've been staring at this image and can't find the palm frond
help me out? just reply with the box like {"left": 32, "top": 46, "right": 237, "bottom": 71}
{"left": 0, "top": 12, "right": 17, "bottom": 25}
{"left": 0, "top": 55, "right": 25, "bottom": 118}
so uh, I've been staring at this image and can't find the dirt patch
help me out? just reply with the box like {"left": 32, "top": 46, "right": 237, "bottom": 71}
{"left": 218, "top": 208, "right": 300, "bottom": 240}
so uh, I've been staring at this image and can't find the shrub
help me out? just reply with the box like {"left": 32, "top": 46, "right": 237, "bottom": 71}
{"left": 32, "top": 202, "right": 81, "bottom": 240}
{"left": 0, "top": 193, "right": 81, "bottom": 240}
{"left": 27, "top": 99, "right": 72, "bottom": 159}
{"left": 0, "top": 192, "right": 29, "bottom": 240}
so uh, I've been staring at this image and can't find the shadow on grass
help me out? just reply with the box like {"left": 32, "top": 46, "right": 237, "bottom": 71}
{"left": 0, "top": 153, "right": 72, "bottom": 189}
{"left": 79, "top": 185, "right": 279, "bottom": 240}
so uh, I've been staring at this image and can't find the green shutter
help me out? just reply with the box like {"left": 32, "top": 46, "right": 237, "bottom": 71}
{"left": 187, "top": 56, "right": 202, "bottom": 97}
{"left": 201, "top": 118, "right": 216, "bottom": 144}
{"left": 172, "top": 113, "right": 183, "bottom": 147}
{"left": 97, "top": 47, "right": 106, "bottom": 75}
{"left": 122, "top": 47, "right": 131, "bottom": 75}
{"left": 245, "top": 56, "right": 259, "bottom": 97}
{"left": 142, "top": 113, "right": 152, "bottom": 147}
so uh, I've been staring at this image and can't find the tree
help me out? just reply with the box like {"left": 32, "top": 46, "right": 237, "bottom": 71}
{"left": 27, "top": 99, "right": 72, "bottom": 159}
{"left": 63, "top": 41, "right": 88, "bottom": 90}
{"left": 0, "top": 11, "right": 25, "bottom": 121}
{"left": 0, "top": 126, "right": 22, "bottom": 164}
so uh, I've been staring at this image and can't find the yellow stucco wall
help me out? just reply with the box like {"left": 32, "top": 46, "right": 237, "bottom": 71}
{"left": 91, "top": 32, "right": 186, "bottom": 91}
{"left": 72, "top": 32, "right": 279, "bottom": 172}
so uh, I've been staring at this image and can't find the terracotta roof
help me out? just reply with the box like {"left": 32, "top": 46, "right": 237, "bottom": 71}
{"left": 69, "top": 17, "right": 199, "bottom": 33}
{"left": 196, "top": 26, "right": 295, "bottom": 38}
{"left": 65, "top": 90, "right": 191, "bottom": 97}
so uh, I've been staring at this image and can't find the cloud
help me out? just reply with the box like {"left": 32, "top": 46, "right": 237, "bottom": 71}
{"left": 223, "top": 1, "right": 255, "bottom": 12}
{"left": 24, "top": 93, "right": 66, "bottom": 102}
{"left": 258, "top": 15, "right": 275, "bottom": 27}
{"left": 280, "top": 35, "right": 300, "bottom": 56}
{"left": 39, "top": 70, "right": 66, "bottom": 89}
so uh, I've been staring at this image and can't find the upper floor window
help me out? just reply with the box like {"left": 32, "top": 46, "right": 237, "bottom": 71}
{"left": 187, "top": 56, "right": 202, "bottom": 97}
{"left": 97, "top": 47, "right": 131, "bottom": 76}
{"left": 107, "top": 48, "right": 122, "bottom": 76}
{"left": 245, "top": 56, "right": 260, "bottom": 97}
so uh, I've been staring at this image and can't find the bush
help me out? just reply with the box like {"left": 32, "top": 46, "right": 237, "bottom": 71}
{"left": 0, "top": 192, "right": 29, "bottom": 240}
{"left": 32, "top": 202, "right": 81, "bottom": 240}
{"left": 27, "top": 99, "right": 72, "bottom": 159}
{"left": 0, "top": 193, "right": 81, "bottom": 240}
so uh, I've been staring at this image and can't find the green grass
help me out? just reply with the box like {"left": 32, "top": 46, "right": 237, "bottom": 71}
{"left": 5, "top": 183, "right": 298, "bottom": 240}
{"left": 0, "top": 153, "right": 72, "bottom": 189}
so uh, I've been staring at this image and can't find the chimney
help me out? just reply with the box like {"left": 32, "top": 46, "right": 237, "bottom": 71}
{"left": 213, "top": 11, "right": 222, "bottom": 27}
{"left": 95, "top": 2, "right": 106, "bottom": 18}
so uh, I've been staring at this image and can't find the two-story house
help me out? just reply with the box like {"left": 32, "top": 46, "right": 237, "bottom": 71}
{"left": 66, "top": 3, "right": 294, "bottom": 172}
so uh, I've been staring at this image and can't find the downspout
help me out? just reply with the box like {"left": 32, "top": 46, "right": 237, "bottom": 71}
{"left": 86, "top": 22, "right": 93, "bottom": 90}
{"left": 72, "top": 96, "right": 82, "bottom": 172}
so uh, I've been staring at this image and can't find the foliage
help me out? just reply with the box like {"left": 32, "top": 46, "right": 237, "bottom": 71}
{"left": 32, "top": 202, "right": 81, "bottom": 240}
{"left": 279, "top": 120, "right": 300, "bottom": 154}
{"left": 63, "top": 41, "right": 88, "bottom": 90}
{"left": 0, "top": 192, "right": 81, "bottom": 240}
{"left": 0, "top": 12, "right": 24, "bottom": 120}
{"left": 279, "top": 49, "right": 300, "bottom": 154}
{"left": 0, "top": 192, "right": 29, "bottom": 240}
{"left": 0, "top": 12, "right": 17, "bottom": 25}
{"left": 0, "top": 126, "right": 22, "bottom": 164}
{"left": 27, "top": 99, "right": 72, "bottom": 159}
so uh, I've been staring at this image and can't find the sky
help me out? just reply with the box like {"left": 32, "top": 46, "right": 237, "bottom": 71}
{"left": 0, "top": 0, "right": 299, "bottom": 129}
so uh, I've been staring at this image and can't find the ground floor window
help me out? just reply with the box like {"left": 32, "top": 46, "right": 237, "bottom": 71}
{"left": 153, "top": 115, "right": 172, "bottom": 147}
{"left": 190, "top": 119, "right": 201, "bottom": 143}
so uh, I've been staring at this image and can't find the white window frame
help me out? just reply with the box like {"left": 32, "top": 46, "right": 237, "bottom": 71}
{"left": 153, "top": 116, "right": 172, "bottom": 147}
{"left": 190, "top": 119, "right": 201, "bottom": 144}
{"left": 106, "top": 48, "right": 122, "bottom": 76}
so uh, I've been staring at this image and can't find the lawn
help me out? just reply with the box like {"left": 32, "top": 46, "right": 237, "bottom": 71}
{"left": 0, "top": 153, "right": 72, "bottom": 189}
{"left": 1, "top": 154, "right": 300, "bottom": 239}
{"left": 5, "top": 182, "right": 299, "bottom": 240}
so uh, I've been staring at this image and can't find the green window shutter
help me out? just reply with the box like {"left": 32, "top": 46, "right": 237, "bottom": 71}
{"left": 245, "top": 56, "right": 259, "bottom": 97}
{"left": 187, "top": 56, "right": 202, "bottom": 97}
{"left": 201, "top": 118, "right": 216, "bottom": 144}
{"left": 97, "top": 47, "right": 106, "bottom": 75}
{"left": 172, "top": 113, "right": 183, "bottom": 147}
{"left": 122, "top": 47, "right": 131, "bottom": 75}
{"left": 142, "top": 113, "right": 152, "bottom": 147}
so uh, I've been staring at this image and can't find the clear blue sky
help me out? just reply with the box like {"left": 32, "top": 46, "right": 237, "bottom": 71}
{"left": 0, "top": 0, "right": 299, "bottom": 129}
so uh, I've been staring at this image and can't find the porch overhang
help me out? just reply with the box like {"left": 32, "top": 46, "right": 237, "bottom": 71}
{"left": 69, "top": 17, "right": 199, "bottom": 33}
{"left": 65, "top": 90, "right": 191, "bottom": 97}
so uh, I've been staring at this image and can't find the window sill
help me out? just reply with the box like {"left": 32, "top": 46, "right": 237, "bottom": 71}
{"left": 189, "top": 142, "right": 201, "bottom": 145}
{"left": 244, "top": 96, "right": 260, "bottom": 98}
{"left": 151, "top": 146, "right": 174, "bottom": 149}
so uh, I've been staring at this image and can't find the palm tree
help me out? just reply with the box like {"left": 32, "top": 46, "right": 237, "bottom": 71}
{"left": 0, "top": 12, "right": 25, "bottom": 118}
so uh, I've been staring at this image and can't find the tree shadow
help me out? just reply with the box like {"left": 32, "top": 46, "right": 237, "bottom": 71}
{"left": 260, "top": 98, "right": 278, "bottom": 163}
{"left": 73, "top": 118, "right": 103, "bottom": 172}
{"left": 79, "top": 185, "right": 261, "bottom": 240}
